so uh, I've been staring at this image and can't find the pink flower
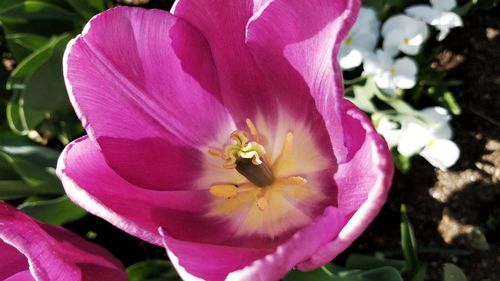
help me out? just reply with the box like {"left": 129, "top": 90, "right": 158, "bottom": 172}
{"left": 0, "top": 202, "right": 127, "bottom": 281}
{"left": 58, "top": 1, "right": 393, "bottom": 280}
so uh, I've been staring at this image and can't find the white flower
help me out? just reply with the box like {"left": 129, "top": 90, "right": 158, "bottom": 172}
{"left": 376, "top": 116, "right": 406, "bottom": 148}
{"left": 397, "top": 107, "right": 460, "bottom": 170}
{"left": 339, "top": 7, "right": 380, "bottom": 69}
{"left": 363, "top": 49, "right": 418, "bottom": 95}
{"left": 406, "top": 0, "right": 463, "bottom": 41}
{"left": 381, "top": 15, "right": 429, "bottom": 56}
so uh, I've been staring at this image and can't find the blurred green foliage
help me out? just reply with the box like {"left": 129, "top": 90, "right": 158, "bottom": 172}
{"left": 0, "top": 0, "right": 117, "bottom": 224}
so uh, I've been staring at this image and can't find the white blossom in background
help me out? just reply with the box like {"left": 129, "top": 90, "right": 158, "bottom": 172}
{"left": 406, "top": 0, "right": 463, "bottom": 41}
{"left": 376, "top": 116, "right": 407, "bottom": 148}
{"left": 339, "top": 7, "right": 380, "bottom": 70}
{"left": 381, "top": 15, "right": 429, "bottom": 56}
{"left": 393, "top": 107, "right": 460, "bottom": 170}
{"left": 363, "top": 49, "right": 418, "bottom": 95}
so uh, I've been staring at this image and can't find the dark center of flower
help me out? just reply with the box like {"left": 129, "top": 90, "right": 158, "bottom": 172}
{"left": 235, "top": 154, "right": 274, "bottom": 187}
{"left": 209, "top": 120, "right": 275, "bottom": 187}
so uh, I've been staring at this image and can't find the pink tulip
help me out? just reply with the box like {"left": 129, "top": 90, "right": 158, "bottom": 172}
{"left": 0, "top": 202, "right": 127, "bottom": 281}
{"left": 58, "top": 0, "right": 393, "bottom": 280}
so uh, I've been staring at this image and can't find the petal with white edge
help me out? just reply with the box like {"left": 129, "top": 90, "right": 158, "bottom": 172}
{"left": 420, "top": 139, "right": 460, "bottom": 170}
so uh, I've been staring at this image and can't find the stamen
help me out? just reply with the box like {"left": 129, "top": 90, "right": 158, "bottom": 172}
{"left": 210, "top": 185, "right": 238, "bottom": 198}
{"left": 245, "top": 118, "right": 260, "bottom": 143}
{"left": 208, "top": 149, "right": 223, "bottom": 157}
{"left": 272, "top": 131, "right": 294, "bottom": 170}
{"left": 282, "top": 176, "right": 307, "bottom": 186}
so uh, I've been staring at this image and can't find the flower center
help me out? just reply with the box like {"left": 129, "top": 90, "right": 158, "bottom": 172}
{"left": 344, "top": 37, "right": 353, "bottom": 46}
{"left": 207, "top": 118, "right": 307, "bottom": 211}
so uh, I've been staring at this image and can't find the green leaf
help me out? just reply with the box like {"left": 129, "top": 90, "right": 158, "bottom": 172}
{"left": 468, "top": 228, "right": 490, "bottom": 250}
{"left": 65, "top": 0, "right": 98, "bottom": 20}
{"left": 401, "top": 204, "right": 424, "bottom": 280}
{"left": 23, "top": 33, "right": 72, "bottom": 113}
{"left": 286, "top": 265, "right": 403, "bottom": 281}
{"left": 285, "top": 265, "right": 335, "bottom": 281}
{"left": 18, "top": 195, "right": 87, "bottom": 225}
{"left": 354, "top": 267, "right": 403, "bottom": 281}
{"left": 410, "top": 263, "right": 427, "bottom": 281}
{"left": 0, "top": 140, "right": 63, "bottom": 193}
{"left": 0, "top": 180, "right": 60, "bottom": 199}
{"left": 127, "top": 260, "right": 180, "bottom": 281}
{"left": 8, "top": 37, "right": 56, "bottom": 90}
{"left": 443, "top": 263, "right": 467, "bottom": 281}
{"left": 6, "top": 90, "right": 45, "bottom": 134}
{"left": 5, "top": 33, "right": 50, "bottom": 61}
{"left": 393, "top": 150, "right": 411, "bottom": 173}
{"left": 345, "top": 254, "right": 406, "bottom": 272}
{"left": 0, "top": 1, "right": 76, "bottom": 22}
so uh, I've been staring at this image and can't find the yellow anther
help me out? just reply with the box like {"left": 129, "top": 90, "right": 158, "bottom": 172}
{"left": 210, "top": 185, "right": 238, "bottom": 198}
{"left": 403, "top": 37, "right": 410, "bottom": 45}
{"left": 344, "top": 37, "right": 353, "bottom": 46}
{"left": 283, "top": 176, "right": 307, "bottom": 186}
{"left": 272, "top": 131, "right": 294, "bottom": 170}
{"left": 208, "top": 149, "right": 223, "bottom": 157}
{"left": 246, "top": 118, "right": 260, "bottom": 142}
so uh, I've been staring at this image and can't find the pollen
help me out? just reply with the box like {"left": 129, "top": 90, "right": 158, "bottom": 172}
{"left": 344, "top": 37, "right": 353, "bottom": 46}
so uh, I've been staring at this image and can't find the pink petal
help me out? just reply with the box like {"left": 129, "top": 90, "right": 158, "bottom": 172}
{"left": 161, "top": 207, "right": 345, "bottom": 281}
{"left": 0, "top": 202, "right": 127, "bottom": 281}
{"left": 296, "top": 101, "right": 394, "bottom": 270}
{"left": 57, "top": 136, "right": 233, "bottom": 246}
{"left": 245, "top": 0, "right": 361, "bottom": 163}
{"left": 64, "top": 6, "right": 234, "bottom": 190}
{"left": 4, "top": 270, "right": 34, "bottom": 281}
{"left": 0, "top": 242, "right": 28, "bottom": 280}
{"left": 171, "top": 1, "right": 276, "bottom": 122}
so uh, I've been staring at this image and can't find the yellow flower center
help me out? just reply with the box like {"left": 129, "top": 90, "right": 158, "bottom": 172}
{"left": 200, "top": 113, "right": 330, "bottom": 238}
{"left": 208, "top": 119, "right": 308, "bottom": 212}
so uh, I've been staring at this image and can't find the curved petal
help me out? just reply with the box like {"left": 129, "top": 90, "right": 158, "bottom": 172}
{"left": 397, "top": 122, "right": 431, "bottom": 157}
{"left": 4, "top": 270, "right": 34, "bottom": 281}
{"left": 171, "top": 0, "right": 275, "bottom": 121}
{"left": 245, "top": 0, "right": 361, "bottom": 163}
{"left": 57, "top": 136, "right": 232, "bottom": 246}
{"left": 160, "top": 207, "right": 345, "bottom": 281}
{"left": 0, "top": 242, "right": 28, "bottom": 280}
{"left": 297, "top": 102, "right": 394, "bottom": 270}
{"left": 64, "top": 6, "right": 234, "bottom": 190}
{"left": 0, "top": 202, "right": 127, "bottom": 281}
{"left": 420, "top": 139, "right": 460, "bottom": 170}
